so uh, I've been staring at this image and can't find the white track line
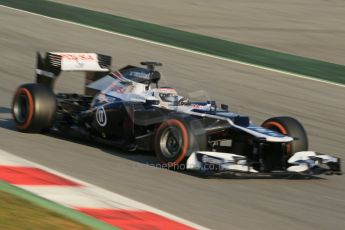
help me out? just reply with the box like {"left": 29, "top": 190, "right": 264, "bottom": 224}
{"left": 0, "top": 149, "right": 209, "bottom": 230}
{"left": 1, "top": 4, "right": 344, "bottom": 88}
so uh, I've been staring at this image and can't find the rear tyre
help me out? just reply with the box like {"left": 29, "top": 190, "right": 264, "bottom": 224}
{"left": 154, "top": 117, "right": 206, "bottom": 167}
{"left": 12, "top": 83, "right": 56, "bottom": 133}
{"left": 262, "top": 116, "right": 308, "bottom": 154}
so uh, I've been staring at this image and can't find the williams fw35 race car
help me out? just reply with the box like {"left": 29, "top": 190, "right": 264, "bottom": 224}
{"left": 12, "top": 52, "right": 341, "bottom": 176}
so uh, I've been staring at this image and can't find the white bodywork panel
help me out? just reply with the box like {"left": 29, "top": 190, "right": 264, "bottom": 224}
{"left": 186, "top": 151, "right": 258, "bottom": 173}
{"left": 51, "top": 52, "right": 109, "bottom": 71}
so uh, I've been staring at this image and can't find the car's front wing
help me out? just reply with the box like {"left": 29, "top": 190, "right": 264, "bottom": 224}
{"left": 186, "top": 151, "right": 341, "bottom": 176}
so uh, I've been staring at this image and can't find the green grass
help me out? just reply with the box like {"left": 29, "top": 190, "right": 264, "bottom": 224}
{"left": 0, "top": 190, "right": 93, "bottom": 230}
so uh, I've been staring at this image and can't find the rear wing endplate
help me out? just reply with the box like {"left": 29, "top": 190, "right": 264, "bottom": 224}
{"left": 36, "top": 52, "right": 112, "bottom": 89}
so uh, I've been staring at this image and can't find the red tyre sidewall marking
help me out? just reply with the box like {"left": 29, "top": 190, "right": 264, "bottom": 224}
{"left": 14, "top": 88, "right": 34, "bottom": 130}
{"left": 263, "top": 121, "right": 292, "bottom": 154}
{"left": 157, "top": 119, "right": 189, "bottom": 166}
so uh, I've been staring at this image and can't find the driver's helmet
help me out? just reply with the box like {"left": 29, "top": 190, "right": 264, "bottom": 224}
{"left": 156, "top": 87, "right": 178, "bottom": 107}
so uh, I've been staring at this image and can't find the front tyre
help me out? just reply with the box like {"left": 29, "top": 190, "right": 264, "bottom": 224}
{"left": 154, "top": 117, "right": 206, "bottom": 167}
{"left": 262, "top": 116, "right": 308, "bottom": 154}
{"left": 12, "top": 83, "right": 56, "bottom": 133}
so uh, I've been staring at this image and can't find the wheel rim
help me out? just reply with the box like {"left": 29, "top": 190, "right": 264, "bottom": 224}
{"left": 13, "top": 93, "right": 29, "bottom": 123}
{"left": 160, "top": 126, "right": 183, "bottom": 159}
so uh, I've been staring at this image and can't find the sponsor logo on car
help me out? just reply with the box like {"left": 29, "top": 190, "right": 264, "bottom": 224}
{"left": 60, "top": 53, "right": 95, "bottom": 61}
{"left": 129, "top": 71, "right": 150, "bottom": 79}
{"left": 201, "top": 155, "right": 223, "bottom": 165}
{"left": 96, "top": 106, "right": 107, "bottom": 127}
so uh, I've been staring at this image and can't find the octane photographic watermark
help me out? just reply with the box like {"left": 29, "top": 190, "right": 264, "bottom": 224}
{"left": 120, "top": 161, "right": 221, "bottom": 172}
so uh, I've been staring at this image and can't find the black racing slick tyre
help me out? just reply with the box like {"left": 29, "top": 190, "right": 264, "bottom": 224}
{"left": 154, "top": 117, "right": 207, "bottom": 167}
{"left": 12, "top": 83, "right": 56, "bottom": 133}
{"left": 262, "top": 116, "right": 308, "bottom": 155}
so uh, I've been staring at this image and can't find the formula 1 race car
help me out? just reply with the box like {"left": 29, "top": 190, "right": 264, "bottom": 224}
{"left": 12, "top": 52, "right": 341, "bottom": 176}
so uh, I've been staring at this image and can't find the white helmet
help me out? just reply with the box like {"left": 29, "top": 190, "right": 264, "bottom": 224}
{"left": 155, "top": 87, "right": 178, "bottom": 108}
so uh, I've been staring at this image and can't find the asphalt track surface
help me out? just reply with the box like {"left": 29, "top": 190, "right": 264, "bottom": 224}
{"left": 1, "top": 5, "right": 345, "bottom": 230}
{"left": 52, "top": 0, "right": 345, "bottom": 65}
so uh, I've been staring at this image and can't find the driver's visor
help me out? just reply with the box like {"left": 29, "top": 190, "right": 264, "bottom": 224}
{"left": 159, "top": 93, "right": 178, "bottom": 103}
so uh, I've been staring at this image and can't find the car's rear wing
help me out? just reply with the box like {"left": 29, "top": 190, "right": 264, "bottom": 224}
{"left": 36, "top": 52, "right": 112, "bottom": 92}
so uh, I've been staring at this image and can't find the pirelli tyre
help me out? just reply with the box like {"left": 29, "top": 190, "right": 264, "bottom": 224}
{"left": 154, "top": 116, "right": 207, "bottom": 167}
{"left": 12, "top": 83, "right": 56, "bottom": 133}
{"left": 262, "top": 116, "right": 308, "bottom": 155}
